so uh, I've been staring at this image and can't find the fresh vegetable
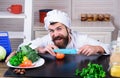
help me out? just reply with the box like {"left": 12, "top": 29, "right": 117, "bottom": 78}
{"left": 9, "top": 43, "right": 40, "bottom": 66}
{"left": 9, "top": 52, "right": 23, "bottom": 66}
{"left": 75, "top": 62, "right": 106, "bottom": 78}
{"left": 56, "top": 53, "right": 65, "bottom": 60}
{"left": 0, "top": 46, "right": 6, "bottom": 61}
{"left": 26, "top": 50, "right": 40, "bottom": 62}
{"left": 22, "top": 56, "right": 29, "bottom": 62}
{"left": 19, "top": 59, "right": 33, "bottom": 67}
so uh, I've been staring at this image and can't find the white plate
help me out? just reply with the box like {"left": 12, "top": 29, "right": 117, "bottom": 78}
{"left": 7, "top": 58, "right": 45, "bottom": 69}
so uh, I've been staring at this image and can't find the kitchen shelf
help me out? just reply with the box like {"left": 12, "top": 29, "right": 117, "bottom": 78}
{"left": 0, "top": 12, "right": 26, "bottom": 18}
{"left": 71, "top": 20, "right": 114, "bottom": 32}
{"left": 34, "top": 20, "right": 114, "bottom": 32}
{"left": 0, "top": 0, "right": 33, "bottom": 43}
{"left": 8, "top": 31, "right": 24, "bottom": 38}
{"left": 0, "top": 11, "right": 25, "bottom": 39}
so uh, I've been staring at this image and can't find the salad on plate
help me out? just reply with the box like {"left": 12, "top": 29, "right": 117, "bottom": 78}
{"left": 7, "top": 43, "right": 45, "bottom": 68}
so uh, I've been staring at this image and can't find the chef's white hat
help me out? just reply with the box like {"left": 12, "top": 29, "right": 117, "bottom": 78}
{"left": 44, "top": 9, "right": 71, "bottom": 30}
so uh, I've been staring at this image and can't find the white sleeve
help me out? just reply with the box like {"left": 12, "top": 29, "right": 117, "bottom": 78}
{"left": 75, "top": 33, "right": 111, "bottom": 55}
{"left": 17, "top": 34, "right": 51, "bottom": 50}
{"left": 86, "top": 36, "right": 111, "bottom": 55}
{"left": 29, "top": 34, "right": 52, "bottom": 49}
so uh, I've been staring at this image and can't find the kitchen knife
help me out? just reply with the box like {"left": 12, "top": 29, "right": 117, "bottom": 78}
{"left": 53, "top": 49, "right": 78, "bottom": 54}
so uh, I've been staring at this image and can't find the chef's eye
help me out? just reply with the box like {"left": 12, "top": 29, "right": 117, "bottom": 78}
{"left": 56, "top": 27, "right": 62, "bottom": 31}
{"left": 48, "top": 29, "right": 54, "bottom": 33}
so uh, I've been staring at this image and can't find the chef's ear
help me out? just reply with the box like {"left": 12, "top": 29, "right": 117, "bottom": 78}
{"left": 67, "top": 28, "right": 71, "bottom": 33}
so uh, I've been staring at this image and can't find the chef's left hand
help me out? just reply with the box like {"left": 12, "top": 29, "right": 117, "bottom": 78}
{"left": 77, "top": 45, "right": 104, "bottom": 56}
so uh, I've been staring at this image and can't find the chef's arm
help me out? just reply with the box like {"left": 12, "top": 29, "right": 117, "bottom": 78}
{"left": 36, "top": 47, "right": 46, "bottom": 53}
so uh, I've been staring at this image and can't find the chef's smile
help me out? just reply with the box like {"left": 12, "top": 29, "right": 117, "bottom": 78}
{"left": 54, "top": 36, "right": 64, "bottom": 43}
{"left": 55, "top": 38, "right": 63, "bottom": 43}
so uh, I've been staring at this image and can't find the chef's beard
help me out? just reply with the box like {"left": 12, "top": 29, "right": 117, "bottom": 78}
{"left": 52, "top": 35, "right": 69, "bottom": 48}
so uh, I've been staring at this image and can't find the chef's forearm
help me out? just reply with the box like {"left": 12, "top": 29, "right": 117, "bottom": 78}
{"left": 36, "top": 47, "right": 46, "bottom": 53}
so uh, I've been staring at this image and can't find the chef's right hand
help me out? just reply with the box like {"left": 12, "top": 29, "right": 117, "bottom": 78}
{"left": 5, "top": 51, "right": 16, "bottom": 63}
{"left": 37, "top": 44, "right": 58, "bottom": 56}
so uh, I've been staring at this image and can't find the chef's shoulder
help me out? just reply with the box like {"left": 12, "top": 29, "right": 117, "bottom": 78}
{"left": 19, "top": 34, "right": 51, "bottom": 48}
{"left": 71, "top": 31, "right": 88, "bottom": 39}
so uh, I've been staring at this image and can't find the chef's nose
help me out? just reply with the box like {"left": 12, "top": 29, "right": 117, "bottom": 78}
{"left": 53, "top": 30, "right": 59, "bottom": 37}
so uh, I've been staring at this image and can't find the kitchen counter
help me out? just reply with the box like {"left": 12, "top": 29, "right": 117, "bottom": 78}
{"left": 0, "top": 61, "right": 8, "bottom": 77}
{"left": 4, "top": 54, "right": 112, "bottom": 77}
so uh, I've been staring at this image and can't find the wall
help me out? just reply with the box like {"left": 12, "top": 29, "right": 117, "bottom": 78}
{"left": 33, "top": 0, "right": 119, "bottom": 40}
{"left": 72, "top": 0, "right": 115, "bottom": 19}
{"left": 33, "top": 0, "right": 71, "bottom": 23}
{"left": 112, "top": 0, "right": 120, "bottom": 40}
{"left": 0, "top": 0, "right": 120, "bottom": 50}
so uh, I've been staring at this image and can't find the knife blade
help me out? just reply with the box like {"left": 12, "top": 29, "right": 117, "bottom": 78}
{"left": 53, "top": 49, "right": 78, "bottom": 54}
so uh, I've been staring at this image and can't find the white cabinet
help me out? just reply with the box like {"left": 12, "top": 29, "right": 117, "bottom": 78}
{"left": 71, "top": 20, "right": 114, "bottom": 43}
{"left": 33, "top": 20, "right": 115, "bottom": 44}
{"left": 0, "top": 0, "right": 33, "bottom": 42}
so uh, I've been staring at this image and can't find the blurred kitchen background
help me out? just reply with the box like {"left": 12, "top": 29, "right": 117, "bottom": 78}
{"left": 0, "top": 0, "right": 120, "bottom": 51}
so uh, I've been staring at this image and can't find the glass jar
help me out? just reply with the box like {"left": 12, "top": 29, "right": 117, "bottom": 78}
{"left": 110, "top": 62, "right": 120, "bottom": 77}
{"left": 110, "top": 40, "right": 120, "bottom": 77}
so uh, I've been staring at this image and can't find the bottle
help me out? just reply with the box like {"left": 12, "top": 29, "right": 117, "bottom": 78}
{"left": 110, "top": 31, "right": 120, "bottom": 77}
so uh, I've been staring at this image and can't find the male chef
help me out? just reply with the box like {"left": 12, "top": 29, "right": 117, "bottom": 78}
{"left": 29, "top": 9, "right": 110, "bottom": 56}
{"left": 6, "top": 9, "right": 111, "bottom": 62}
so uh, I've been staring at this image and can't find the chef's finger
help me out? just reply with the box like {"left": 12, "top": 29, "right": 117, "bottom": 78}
{"left": 77, "top": 47, "right": 83, "bottom": 54}
{"left": 46, "top": 48, "right": 56, "bottom": 56}
{"left": 84, "top": 49, "right": 91, "bottom": 56}
{"left": 51, "top": 45, "right": 58, "bottom": 49}
{"left": 5, "top": 51, "right": 16, "bottom": 63}
{"left": 79, "top": 48, "right": 87, "bottom": 54}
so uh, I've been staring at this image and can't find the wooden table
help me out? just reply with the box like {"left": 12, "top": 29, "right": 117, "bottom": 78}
{"left": 3, "top": 54, "right": 112, "bottom": 78}
{"left": 0, "top": 61, "right": 8, "bottom": 77}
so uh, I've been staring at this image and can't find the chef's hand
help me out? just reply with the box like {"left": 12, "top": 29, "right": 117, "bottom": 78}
{"left": 5, "top": 51, "right": 16, "bottom": 63}
{"left": 37, "top": 44, "right": 58, "bottom": 56}
{"left": 77, "top": 45, "right": 105, "bottom": 56}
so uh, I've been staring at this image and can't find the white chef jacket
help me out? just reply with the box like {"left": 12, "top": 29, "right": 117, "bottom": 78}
{"left": 26, "top": 30, "right": 111, "bottom": 55}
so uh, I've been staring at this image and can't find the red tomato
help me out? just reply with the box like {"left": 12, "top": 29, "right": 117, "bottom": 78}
{"left": 19, "top": 59, "right": 32, "bottom": 67}
{"left": 56, "top": 53, "right": 65, "bottom": 60}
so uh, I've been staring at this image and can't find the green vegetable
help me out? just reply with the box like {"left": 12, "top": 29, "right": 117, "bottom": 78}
{"left": 26, "top": 50, "right": 40, "bottom": 62}
{"left": 9, "top": 55, "right": 22, "bottom": 66}
{"left": 9, "top": 43, "right": 40, "bottom": 66}
{"left": 19, "top": 43, "right": 33, "bottom": 55}
{"left": 75, "top": 62, "right": 106, "bottom": 78}
{"left": 0, "top": 46, "right": 6, "bottom": 61}
{"left": 20, "top": 43, "right": 40, "bottom": 62}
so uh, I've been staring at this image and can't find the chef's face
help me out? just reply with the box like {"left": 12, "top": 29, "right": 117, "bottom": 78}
{"left": 48, "top": 22, "right": 69, "bottom": 48}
